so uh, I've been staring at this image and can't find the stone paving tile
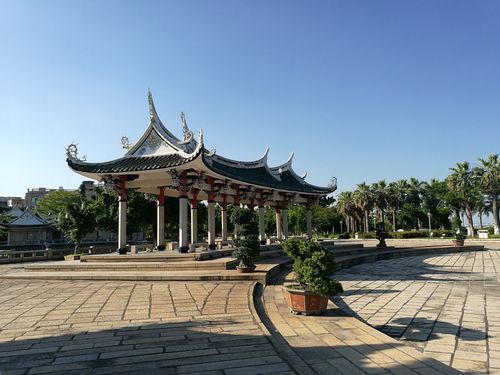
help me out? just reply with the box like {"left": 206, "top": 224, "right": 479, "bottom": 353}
{"left": 333, "top": 248, "right": 500, "bottom": 374}
{"left": 0, "top": 277, "right": 290, "bottom": 374}
{"left": 261, "top": 272, "right": 461, "bottom": 375}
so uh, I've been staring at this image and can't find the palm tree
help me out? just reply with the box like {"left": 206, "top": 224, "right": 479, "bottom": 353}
{"left": 353, "top": 183, "right": 373, "bottom": 233}
{"left": 476, "top": 154, "right": 500, "bottom": 234}
{"left": 386, "top": 180, "right": 408, "bottom": 231}
{"left": 336, "top": 192, "right": 356, "bottom": 233}
{"left": 447, "top": 161, "right": 480, "bottom": 236}
{"left": 371, "top": 180, "right": 388, "bottom": 223}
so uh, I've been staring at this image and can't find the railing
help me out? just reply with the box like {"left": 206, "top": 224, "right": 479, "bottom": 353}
{"left": 0, "top": 244, "right": 119, "bottom": 264}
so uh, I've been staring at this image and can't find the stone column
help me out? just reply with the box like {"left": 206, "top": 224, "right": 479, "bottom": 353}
{"left": 117, "top": 176, "right": 127, "bottom": 251}
{"left": 221, "top": 200, "right": 228, "bottom": 244}
{"left": 207, "top": 201, "right": 216, "bottom": 250}
{"left": 258, "top": 205, "right": 265, "bottom": 244}
{"left": 306, "top": 208, "right": 313, "bottom": 238}
{"left": 179, "top": 196, "right": 188, "bottom": 252}
{"left": 178, "top": 171, "right": 189, "bottom": 253}
{"left": 156, "top": 187, "right": 165, "bottom": 250}
{"left": 282, "top": 208, "right": 289, "bottom": 239}
{"left": 190, "top": 204, "right": 198, "bottom": 245}
{"left": 275, "top": 209, "right": 282, "bottom": 240}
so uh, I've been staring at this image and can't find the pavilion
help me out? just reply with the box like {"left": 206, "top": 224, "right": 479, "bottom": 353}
{"left": 66, "top": 92, "right": 335, "bottom": 252}
{"left": 2, "top": 208, "right": 52, "bottom": 245}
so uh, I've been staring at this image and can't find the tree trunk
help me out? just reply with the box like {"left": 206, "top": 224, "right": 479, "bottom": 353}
{"left": 364, "top": 210, "right": 369, "bottom": 233}
{"left": 465, "top": 208, "right": 475, "bottom": 237}
{"left": 392, "top": 210, "right": 396, "bottom": 232}
{"left": 493, "top": 198, "right": 500, "bottom": 235}
{"left": 74, "top": 241, "right": 80, "bottom": 255}
{"left": 479, "top": 213, "right": 483, "bottom": 229}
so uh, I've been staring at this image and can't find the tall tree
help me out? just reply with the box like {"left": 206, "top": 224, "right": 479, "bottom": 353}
{"left": 386, "top": 180, "right": 408, "bottom": 231}
{"left": 336, "top": 192, "right": 356, "bottom": 232}
{"left": 476, "top": 154, "right": 500, "bottom": 234}
{"left": 371, "top": 180, "right": 388, "bottom": 223}
{"left": 353, "top": 183, "right": 372, "bottom": 233}
{"left": 56, "top": 198, "right": 96, "bottom": 254}
{"left": 447, "top": 161, "right": 480, "bottom": 236}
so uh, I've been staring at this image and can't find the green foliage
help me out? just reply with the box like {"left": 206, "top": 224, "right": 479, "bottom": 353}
{"left": 282, "top": 239, "right": 343, "bottom": 297}
{"left": 230, "top": 207, "right": 260, "bottom": 268}
{"left": 338, "top": 232, "right": 350, "bottom": 239}
{"left": 35, "top": 190, "right": 80, "bottom": 217}
{"left": 89, "top": 187, "right": 118, "bottom": 233}
{"left": 56, "top": 198, "right": 96, "bottom": 253}
{"left": 358, "top": 231, "right": 376, "bottom": 239}
{"left": 0, "top": 214, "right": 8, "bottom": 241}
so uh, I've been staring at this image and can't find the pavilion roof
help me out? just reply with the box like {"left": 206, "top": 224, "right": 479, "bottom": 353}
{"left": 3, "top": 208, "right": 51, "bottom": 228}
{"left": 66, "top": 92, "right": 336, "bottom": 198}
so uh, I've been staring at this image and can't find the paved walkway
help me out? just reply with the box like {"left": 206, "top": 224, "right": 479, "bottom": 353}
{"left": 1, "top": 245, "right": 499, "bottom": 374}
{"left": 0, "top": 277, "right": 292, "bottom": 374}
{"left": 332, "top": 249, "right": 500, "bottom": 374}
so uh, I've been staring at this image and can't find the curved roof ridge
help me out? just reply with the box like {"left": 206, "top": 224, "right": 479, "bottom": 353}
{"left": 126, "top": 92, "right": 199, "bottom": 156}
{"left": 208, "top": 147, "right": 270, "bottom": 168}
{"left": 8, "top": 207, "right": 49, "bottom": 226}
{"left": 270, "top": 152, "right": 294, "bottom": 172}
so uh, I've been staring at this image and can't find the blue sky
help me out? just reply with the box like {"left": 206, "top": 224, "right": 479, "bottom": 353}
{"left": 1, "top": 1, "right": 499, "bottom": 198}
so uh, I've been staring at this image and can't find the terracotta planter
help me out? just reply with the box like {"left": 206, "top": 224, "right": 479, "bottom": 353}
{"left": 452, "top": 239, "right": 465, "bottom": 247}
{"left": 283, "top": 285, "right": 329, "bottom": 315}
{"left": 236, "top": 265, "right": 256, "bottom": 273}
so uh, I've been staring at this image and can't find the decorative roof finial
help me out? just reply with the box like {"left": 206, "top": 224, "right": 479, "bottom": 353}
{"left": 65, "top": 143, "right": 86, "bottom": 161}
{"left": 121, "top": 136, "right": 131, "bottom": 150}
{"left": 180, "top": 112, "right": 193, "bottom": 142}
{"left": 148, "top": 90, "right": 157, "bottom": 121}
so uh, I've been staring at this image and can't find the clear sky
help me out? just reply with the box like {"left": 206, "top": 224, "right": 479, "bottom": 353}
{"left": 1, "top": 1, "right": 499, "bottom": 198}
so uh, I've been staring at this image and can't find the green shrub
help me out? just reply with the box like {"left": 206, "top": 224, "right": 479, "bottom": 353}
{"left": 282, "top": 239, "right": 343, "bottom": 297}
{"left": 231, "top": 207, "right": 260, "bottom": 268}
{"left": 338, "top": 232, "right": 350, "bottom": 239}
{"left": 359, "top": 231, "right": 376, "bottom": 239}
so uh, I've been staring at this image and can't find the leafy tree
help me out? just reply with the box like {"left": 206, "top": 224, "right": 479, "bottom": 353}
{"left": 447, "top": 161, "right": 480, "bottom": 236}
{"left": 56, "top": 198, "right": 96, "bottom": 254}
{"left": 386, "top": 180, "right": 408, "bottom": 231}
{"left": 288, "top": 204, "right": 306, "bottom": 235}
{"left": 353, "top": 182, "right": 373, "bottom": 233}
{"left": 89, "top": 187, "right": 118, "bottom": 235}
{"left": 476, "top": 154, "right": 500, "bottom": 234}
{"left": 35, "top": 190, "right": 80, "bottom": 217}
{"left": 230, "top": 207, "right": 259, "bottom": 269}
{"left": 0, "top": 214, "right": 8, "bottom": 242}
{"left": 336, "top": 191, "right": 357, "bottom": 232}
{"left": 371, "top": 180, "right": 389, "bottom": 223}
{"left": 264, "top": 206, "right": 276, "bottom": 236}
{"left": 282, "top": 239, "right": 343, "bottom": 296}
{"left": 127, "top": 191, "right": 156, "bottom": 240}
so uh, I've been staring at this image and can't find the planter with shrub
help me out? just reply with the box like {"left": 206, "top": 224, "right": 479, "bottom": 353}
{"left": 282, "top": 239, "right": 343, "bottom": 315}
{"left": 230, "top": 208, "right": 260, "bottom": 272}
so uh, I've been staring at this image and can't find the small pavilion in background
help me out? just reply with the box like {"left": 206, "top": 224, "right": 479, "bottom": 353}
{"left": 66, "top": 92, "right": 336, "bottom": 252}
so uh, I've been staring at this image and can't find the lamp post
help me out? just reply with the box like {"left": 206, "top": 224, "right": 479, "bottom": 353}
{"left": 427, "top": 212, "right": 432, "bottom": 239}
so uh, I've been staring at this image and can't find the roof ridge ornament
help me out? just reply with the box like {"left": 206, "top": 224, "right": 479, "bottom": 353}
{"left": 121, "top": 136, "right": 131, "bottom": 150}
{"left": 180, "top": 112, "right": 193, "bottom": 143}
{"left": 301, "top": 171, "right": 308, "bottom": 179}
{"left": 148, "top": 90, "right": 158, "bottom": 121}
{"left": 65, "top": 143, "right": 86, "bottom": 161}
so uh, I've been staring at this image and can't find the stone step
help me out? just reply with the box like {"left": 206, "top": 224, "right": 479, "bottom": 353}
{"left": 24, "top": 258, "right": 239, "bottom": 272}
{"left": 1, "top": 257, "right": 292, "bottom": 284}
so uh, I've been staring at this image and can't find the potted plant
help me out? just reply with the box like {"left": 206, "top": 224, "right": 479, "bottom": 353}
{"left": 375, "top": 222, "right": 387, "bottom": 248}
{"left": 453, "top": 230, "right": 465, "bottom": 247}
{"left": 282, "top": 239, "right": 343, "bottom": 315}
{"left": 231, "top": 207, "right": 260, "bottom": 272}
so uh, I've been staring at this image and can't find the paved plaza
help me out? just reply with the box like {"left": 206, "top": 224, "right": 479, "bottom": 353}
{"left": 333, "top": 248, "right": 500, "bottom": 374}
{"left": 0, "top": 245, "right": 499, "bottom": 374}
